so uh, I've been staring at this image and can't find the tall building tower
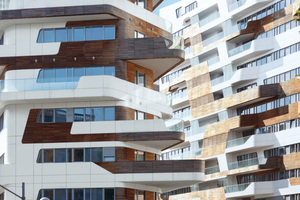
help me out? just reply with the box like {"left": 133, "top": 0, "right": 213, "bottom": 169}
{"left": 159, "top": 0, "right": 300, "bottom": 199}
{"left": 0, "top": 0, "right": 206, "bottom": 199}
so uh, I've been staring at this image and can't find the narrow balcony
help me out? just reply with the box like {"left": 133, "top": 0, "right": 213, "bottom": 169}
{"left": 0, "top": 76, "right": 173, "bottom": 117}
{"left": 228, "top": 37, "right": 274, "bottom": 63}
{"left": 205, "top": 165, "right": 220, "bottom": 175}
{"left": 224, "top": 182, "right": 274, "bottom": 198}
{"left": 229, "top": 0, "right": 274, "bottom": 18}
{"left": 225, "top": 133, "right": 274, "bottom": 153}
{"left": 95, "top": 160, "right": 205, "bottom": 192}
{"left": 199, "top": 12, "right": 220, "bottom": 27}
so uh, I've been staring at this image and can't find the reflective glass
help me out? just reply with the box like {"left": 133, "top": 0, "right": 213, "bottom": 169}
{"left": 73, "top": 67, "right": 84, "bottom": 81}
{"left": 105, "top": 189, "right": 114, "bottom": 200}
{"left": 37, "top": 30, "right": 43, "bottom": 43}
{"left": 91, "top": 26, "right": 103, "bottom": 40}
{"left": 74, "top": 27, "right": 84, "bottom": 41}
{"left": 44, "top": 29, "right": 54, "bottom": 43}
{"left": 104, "top": 26, "right": 115, "bottom": 40}
{"left": 91, "top": 148, "right": 103, "bottom": 162}
{"left": 74, "top": 189, "right": 84, "bottom": 200}
{"left": 91, "top": 188, "right": 103, "bottom": 200}
{"left": 55, "top": 68, "right": 67, "bottom": 82}
{"left": 85, "top": 108, "right": 92, "bottom": 121}
{"left": 85, "top": 27, "right": 91, "bottom": 41}
{"left": 74, "top": 108, "right": 84, "bottom": 121}
{"left": 55, "top": 108, "right": 66, "bottom": 122}
{"left": 67, "top": 28, "right": 73, "bottom": 41}
{"left": 91, "top": 107, "right": 103, "bottom": 121}
{"left": 55, "top": 149, "right": 67, "bottom": 163}
{"left": 55, "top": 28, "right": 67, "bottom": 42}
{"left": 104, "top": 66, "right": 115, "bottom": 76}
{"left": 44, "top": 109, "right": 54, "bottom": 122}
{"left": 104, "top": 107, "right": 115, "bottom": 121}
{"left": 67, "top": 68, "right": 73, "bottom": 82}
{"left": 73, "top": 149, "right": 84, "bottom": 162}
{"left": 85, "top": 67, "right": 91, "bottom": 76}
{"left": 44, "top": 149, "right": 53, "bottom": 162}
{"left": 43, "top": 190, "right": 53, "bottom": 199}
{"left": 91, "top": 66, "right": 103, "bottom": 75}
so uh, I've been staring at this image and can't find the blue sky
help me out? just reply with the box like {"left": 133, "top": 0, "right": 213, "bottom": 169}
{"left": 153, "top": 0, "right": 182, "bottom": 15}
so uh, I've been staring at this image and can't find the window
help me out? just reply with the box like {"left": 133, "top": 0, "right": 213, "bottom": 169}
{"left": 135, "top": 0, "right": 146, "bottom": 9}
{"left": 237, "top": 83, "right": 257, "bottom": 93}
{"left": 135, "top": 71, "right": 146, "bottom": 87}
{"left": 37, "top": 147, "right": 113, "bottom": 163}
{"left": 0, "top": 154, "right": 4, "bottom": 164}
{"left": 37, "top": 107, "right": 115, "bottom": 123}
{"left": 135, "top": 31, "right": 146, "bottom": 38}
{"left": 135, "top": 190, "right": 146, "bottom": 200}
{"left": 176, "top": 7, "right": 182, "bottom": 18}
{"left": 184, "top": 1, "right": 197, "bottom": 14}
{"left": 37, "top": 25, "right": 116, "bottom": 43}
{"left": 0, "top": 113, "right": 3, "bottom": 132}
{"left": 135, "top": 110, "right": 146, "bottom": 120}
{"left": 0, "top": 34, "right": 3, "bottom": 45}
{"left": 37, "top": 66, "right": 115, "bottom": 83}
{"left": 135, "top": 150, "right": 145, "bottom": 161}
{"left": 37, "top": 188, "right": 115, "bottom": 200}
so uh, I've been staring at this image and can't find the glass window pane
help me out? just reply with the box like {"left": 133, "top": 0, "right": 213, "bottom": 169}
{"left": 104, "top": 66, "right": 115, "bottom": 76}
{"left": 55, "top": 108, "right": 66, "bottom": 122}
{"left": 44, "top": 29, "right": 54, "bottom": 43}
{"left": 105, "top": 189, "right": 114, "bottom": 200}
{"left": 55, "top": 68, "right": 67, "bottom": 82}
{"left": 74, "top": 67, "right": 84, "bottom": 81}
{"left": 85, "top": 148, "right": 91, "bottom": 162}
{"left": 74, "top": 27, "right": 84, "bottom": 41}
{"left": 85, "top": 27, "right": 91, "bottom": 41}
{"left": 85, "top": 108, "right": 91, "bottom": 121}
{"left": 55, "top": 28, "right": 67, "bottom": 42}
{"left": 104, "top": 107, "right": 115, "bottom": 121}
{"left": 43, "top": 189, "right": 54, "bottom": 199}
{"left": 67, "top": 68, "right": 73, "bottom": 82}
{"left": 91, "top": 188, "right": 103, "bottom": 200}
{"left": 91, "top": 26, "right": 103, "bottom": 40}
{"left": 44, "top": 109, "right": 54, "bottom": 122}
{"left": 44, "top": 149, "right": 53, "bottom": 162}
{"left": 37, "top": 30, "right": 43, "bottom": 43}
{"left": 91, "top": 66, "right": 103, "bottom": 75}
{"left": 91, "top": 107, "right": 103, "bottom": 121}
{"left": 74, "top": 189, "right": 84, "bottom": 200}
{"left": 43, "top": 69, "right": 54, "bottom": 82}
{"left": 73, "top": 149, "right": 84, "bottom": 162}
{"left": 55, "top": 149, "right": 67, "bottom": 163}
{"left": 91, "top": 148, "right": 103, "bottom": 162}
{"left": 74, "top": 108, "right": 84, "bottom": 121}
{"left": 104, "top": 26, "right": 115, "bottom": 40}
{"left": 67, "top": 28, "right": 73, "bottom": 41}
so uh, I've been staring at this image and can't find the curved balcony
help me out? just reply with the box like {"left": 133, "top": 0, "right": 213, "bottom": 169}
{"left": 228, "top": 37, "right": 274, "bottom": 63}
{"left": 0, "top": 75, "right": 173, "bottom": 118}
{"left": 225, "top": 182, "right": 274, "bottom": 198}
{"left": 229, "top": 0, "right": 274, "bottom": 17}
{"left": 0, "top": 0, "right": 172, "bottom": 33}
{"left": 118, "top": 37, "right": 185, "bottom": 81}
{"left": 225, "top": 133, "right": 275, "bottom": 153}
{"left": 95, "top": 160, "right": 205, "bottom": 192}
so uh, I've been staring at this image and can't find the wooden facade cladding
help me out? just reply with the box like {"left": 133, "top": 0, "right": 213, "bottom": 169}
{"left": 0, "top": 37, "right": 184, "bottom": 82}
{"left": 192, "top": 84, "right": 279, "bottom": 119}
{"left": 95, "top": 160, "right": 205, "bottom": 174}
{"left": 22, "top": 109, "right": 184, "bottom": 145}
{"left": 115, "top": 188, "right": 156, "bottom": 200}
{"left": 166, "top": 187, "right": 226, "bottom": 200}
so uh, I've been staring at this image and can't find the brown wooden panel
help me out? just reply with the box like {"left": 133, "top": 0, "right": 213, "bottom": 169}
{"left": 95, "top": 160, "right": 205, "bottom": 174}
{"left": 115, "top": 188, "right": 135, "bottom": 200}
{"left": 146, "top": 152, "right": 154, "bottom": 161}
{"left": 22, "top": 109, "right": 184, "bottom": 145}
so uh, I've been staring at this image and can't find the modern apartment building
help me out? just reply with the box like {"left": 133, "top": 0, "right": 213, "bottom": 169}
{"left": 0, "top": 0, "right": 207, "bottom": 199}
{"left": 159, "top": 0, "right": 300, "bottom": 199}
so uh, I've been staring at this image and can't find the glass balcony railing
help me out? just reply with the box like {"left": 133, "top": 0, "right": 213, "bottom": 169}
{"left": 207, "top": 57, "right": 220, "bottom": 66}
{"left": 227, "top": 157, "right": 267, "bottom": 170}
{"left": 224, "top": 183, "right": 251, "bottom": 193}
{"left": 165, "top": 118, "right": 184, "bottom": 132}
{"left": 165, "top": 36, "right": 184, "bottom": 50}
{"left": 187, "top": 126, "right": 205, "bottom": 137}
{"left": 202, "top": 32, "right": 224, "bottom": 47}
{"left": 199, "top": 12, "right": 220, "bottom": 27}
{"left": 166, "top": 95, "right": 172, "bottom": 107}
{"left": 228, "top": 41, "right": 252, "bottom": 57}
{"left": 167, "top": 148, "right": 202, "bottom": 160}
{"left": 226, "top": 136, "right": 251, "bottom": 148}
{"left": 228, "top": 0, "right": 247, "bottom": 12}
{"left": 211, "top": 76, "right": 224, "bottom": 86}
{"left": 205, "top": 165, "right": 220, "bottom": 175}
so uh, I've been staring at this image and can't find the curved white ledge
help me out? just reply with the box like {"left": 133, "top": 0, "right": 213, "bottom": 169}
{"left": 0, "top": 76, "right": 173, "bottom": 118}
{"left": 230, "top": 0, "right": 273, "bottom": 18}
